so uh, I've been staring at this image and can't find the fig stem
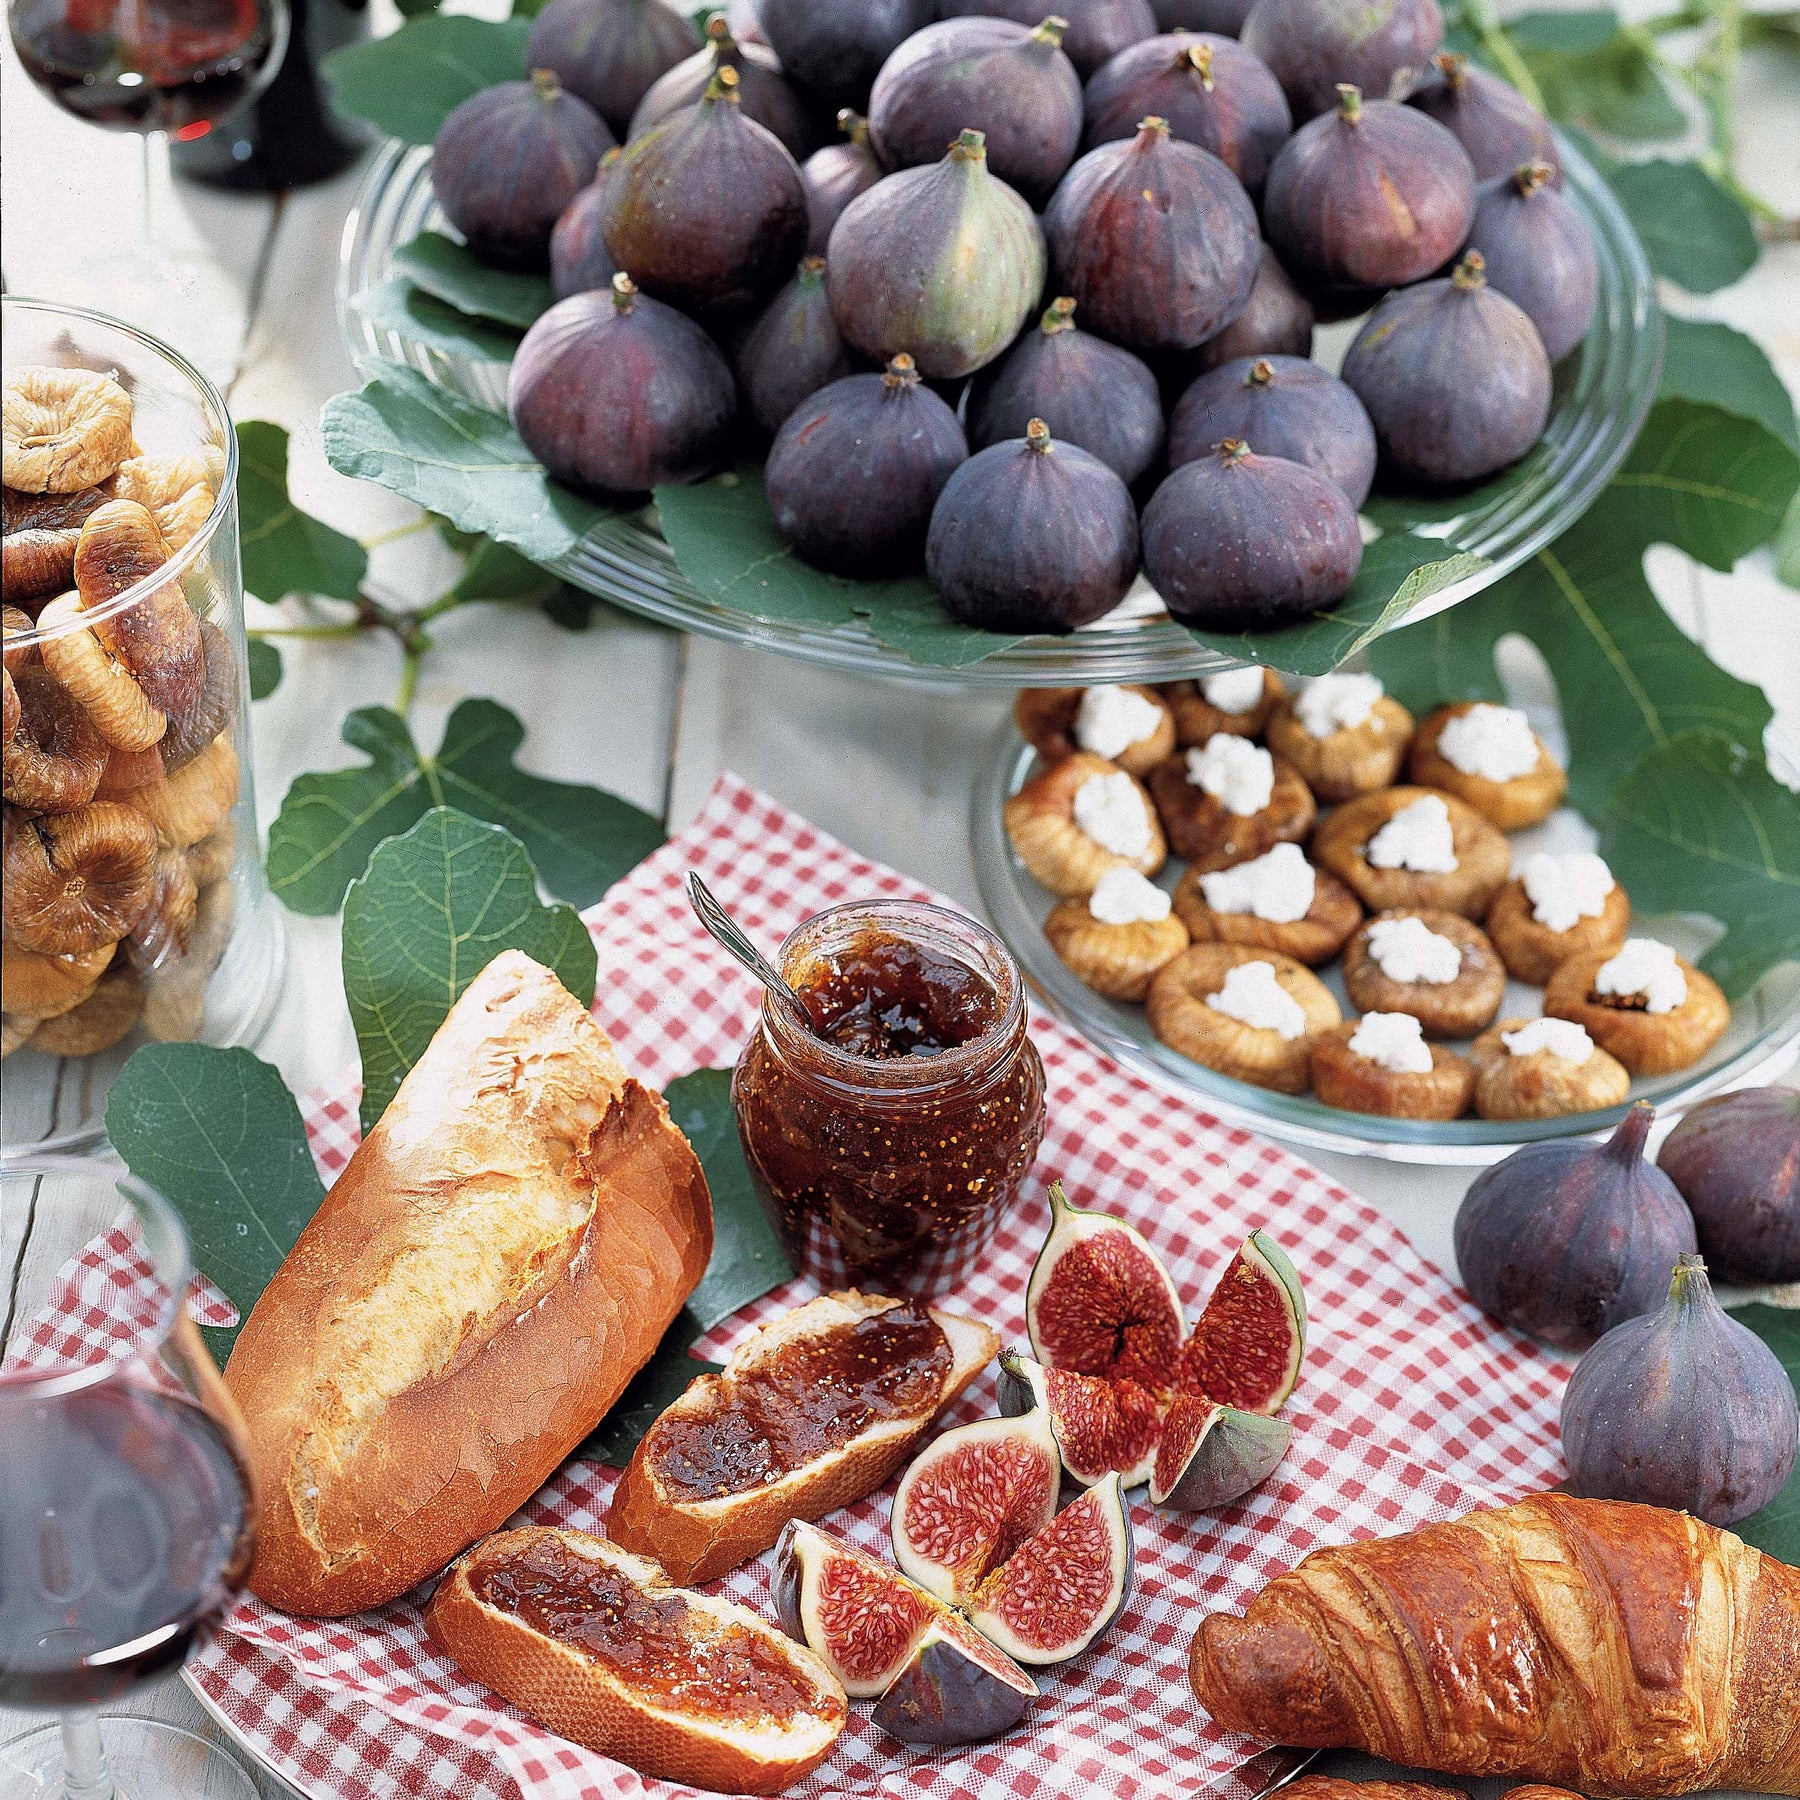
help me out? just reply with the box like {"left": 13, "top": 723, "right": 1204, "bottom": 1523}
{"left": 1451, "top": 249, "right": 1488, "bottom": 289}
{"left": 705, "top": 14, "right": 734, "bottom": 48}
{"left": 610, "top": 271, "right": 638, "bottom": 314}
{"left": 1218, "top": 437, "right": 1252, "bottom": 465}
{"left": 951, "top": 128, "right": 989, "bottom": 163}
{"left": 704, "top": 65, "right": 741, "bottom": 105}
{"left": 882, "top": 352, "right": 922, "bottom": 391}
{"left": 1042, "top": 296, "right": 1078, "bottom": 334}
{"left": 529, "top": 66, "right": 561, "bottom": 101}
{"left": 1666, "top": 1251, "right": 1714, "bottom": 1310}
{"left": 1032, "top": 14, "right": 1068, "bottom": 48}
{"left": 1514, "top": 159, "right": 1556, "bottom": 197}
{"left": 1246, "top": 359, "right": 1275, "bottom": 387}
{"left": 1434, "top": 50, "right": 1468, "bottom": 88}
{"left": 1025, "top": 418, "right": 1053, "bottom": 453}
{"left": 1336, "top": 83, "right": 1363, "bottom": 122}
{"left": 838, "top": 108, "right": 869, "bottom": 146}
{"left": 1181, "top": 42, "right": 1215, "bottom": 89}
{"left": 799, "top": 254, "right": 827, "bottom": 279}
{"left": 1136, "top": 114, "right": 1172, "bottom": 142}
{"left": 1605, "top": 1098, "right": 1654, "bottom": 1164}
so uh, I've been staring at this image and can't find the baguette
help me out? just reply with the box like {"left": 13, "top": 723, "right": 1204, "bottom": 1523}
{"left": 226, "top": 951, "right": 713, "bottom": 1617}
{"left": 609, "top": 1290, "right": 999, "bottom": 1583}
{"left": 426, "top": 1525, "right": 847, "bottom": 1795}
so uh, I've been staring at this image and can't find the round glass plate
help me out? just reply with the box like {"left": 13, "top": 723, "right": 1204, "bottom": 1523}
{"left": 973, "top": 726, "right": 1800, "bottom": 1164}
{"left": 338, "top": 134, "right": 1660, "bottom": 688}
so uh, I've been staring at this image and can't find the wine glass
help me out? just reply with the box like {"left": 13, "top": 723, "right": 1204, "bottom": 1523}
{"left": 0, "top": 1157, "right": 261, "bottom": 1800}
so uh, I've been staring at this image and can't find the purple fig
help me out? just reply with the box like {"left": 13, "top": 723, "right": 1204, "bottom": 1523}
{"left": 1083, "top": 33, "right": 1291, "bottom": 196}
{"left": 1140, "top": 438, "right": 1362, "bottom": 627}
{"left": 926, "top": 418, "right": 1141, "bottom": 633}
{"left": 1241, "top": 0, "right": 1443, "bottom": 120}
{"left": 968, "top": 296, "right": 1164, "bottom": 484}
{"left": 757, "top": 0, "right": 930, "bottom": 108}
{"left": 938, "top": 0, "right": 1157, "bottom": 79}
{"left": 1464, "top": 160, "right": 1598, "bottom": 363}
{"left": 765, "top": 354, "right": 968, "bottom": 575}
{"left": 509, "top": 273, "right": 736, "bottom": 495}
{"left": 526, "top": 0, "right": 701, "bottom": 137}
{"left": 1263, "top": 84, "right": 1475, "bottom": 295}
{"left": 801, "top": 110, "right": 882, "bottom": 256}
{"left": 600, "top": 67, "right": 807, "bottom": 318}
{"left": 1148, "top": 1395, "right": 1293, "bottom": 1510}
{"left": 1341, "top": 249, "right": 1551, "bottom": 486}
{"left": 827, "top": 129, "right": 1047, "bottom": 379}
{"left": 733, "top": 255, "right": 856, "bottom": 438}
{"left": 1169, "top": 354, "right": 1375, "bottom": 506}
{"left": 549, "top": 147, "right": 621, "bottom": 299}
{"left": 1044, "top": 117, "right": 1260, "bottom": 352}
{"left": 868, "top": 16, "right": 1083, "bottom": 207}
{"left": 1152, "top": 0, "right": 1253, "bottom": 31}
{"left": 1560, "top": 1254, "right": 1798, "bottom": 1526}
{"left": 627, "top": 15, "right": 812, "bottom": 159}
{"left": 726, "top": 0, "right": 766, "bottom": 44}
{"left": 1412, "top": 52, "right": 1559, "bottom": 182}
{"left": 1657, "top": 1088, "right": 1800, "bottom": 1284}
{"left": 431, "top": 72, "right": 612, "bottom": 271}
{"left": 1187, "top": 244, "right": 1314, "bottom": 373}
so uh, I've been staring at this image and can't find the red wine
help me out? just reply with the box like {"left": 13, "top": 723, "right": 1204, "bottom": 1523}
{"left": 9, "top": 0, "right": 276, "bottom": 135}
{"left": 0, "top": 1378, "right": 253, "bottom": 1708}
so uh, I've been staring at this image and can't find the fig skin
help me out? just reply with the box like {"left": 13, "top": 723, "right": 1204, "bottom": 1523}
{"left": 600, "top": 67, "right": 808, "bottom": 319}
{"left": 1560, "top": 1254, "right": 1798, "bottom": 1526}
{"left": 1412, "top": 52, "right": 1559, "bottom": 182}
{"left": 1342, "top": 251, "right": 1552, "bottom": 486}
{"left": 1657, "top": 1088, "right": 1800, "bottom": 1284}
{"left": 869, "top": 17, "right": 1082, "bottom": 207}
{"left": 758, "top": 0, "right": 929, "bottom": 108}
{"left": 627, "top": 15, "right": 811, "bottom": 158}
{"left": 1083, "top": 33, "right": 1292, "bottom": 197}
{"left": 1044, "top": 117, "right": 1260, "bottom": 353}
{"left": 1263, "top": 85, "right": 1475, "bottom": 295}
{"left": 765, "top": 354, "right": 968, "bottom": 577}
{"left": 732, "top": 256, "right": 856, "bottom": 441}
{"left": 525, "top": 0, "right": 701, "bottom": 138}
{"left": 1453, "top": 1102, "right": 1698, "bottom": 1351}
{"left": 431, "top": 72, "right": 613, "bottom": 272}
{"left": 968, "top": 297, "right": 1165, "bottom": 485}
{"left": 1241, "top": 0, "right": 1444, "bottom": 121}
{"left": 508, "top": 273, "right": 737, "bottom": 497}
{"left": 1464, "top": 161, "right": 1598, "bottom": 364}
{"left": 1141, "top": 440, "right": 1362, "bottom": 629}
{"left": 801, "top": 110, "right": 881, "bottom": 255}
{"left": 927, "top": 420, "right": 1140, "bottom": 634}
{"left": 1169, "top": 354, "right": 1376, "bottom": 507}
{"left": 1186, "top": 245, "right": 1315, "bottom": 375}
{"left": 1151, "top": 0, "right": 1254, "bottom": 33}
{"left": 938, "top": 0, "right": 1157, "bottom": 80}
{"left": 828, "top": 129, "right": 1047, "bottom": 380}
{"left": 549, "top": 148, "right": 620, "bottom": 300}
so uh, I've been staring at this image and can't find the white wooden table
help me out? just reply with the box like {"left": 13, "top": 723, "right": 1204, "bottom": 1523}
{"left": 4, "top": 6, "right": 1799, "bottom": 1792}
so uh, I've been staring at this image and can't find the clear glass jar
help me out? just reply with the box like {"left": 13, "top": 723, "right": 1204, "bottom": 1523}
{"left": 733, "top": 900, "right": 1046, "bottom": 1296}
{"left": 3, "top": 297, "right": 284, "bottom": 1153}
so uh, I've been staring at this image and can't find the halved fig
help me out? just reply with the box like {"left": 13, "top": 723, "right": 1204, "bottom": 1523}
{"left": 1173, "top": 1230, "right": 1306, "bottom": 1413}
{"left": 1148, "top": 1391, "right": 1292, "bottom": 1510}
{"left": 889, "top": 1408, "right": 1060, "bottom": 1605}
{"left": 997, "top": 1350, "right": 1165, "bottom": 1487}
{"left": 966, "top": 1471, "right": 1132, "bottom": 1666}
{"left": 874, "top": 1618, "right": 1040, "bottom": 1746}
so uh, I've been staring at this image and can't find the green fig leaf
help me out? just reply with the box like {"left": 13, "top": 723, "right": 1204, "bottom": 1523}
{"left": 448, "top": 534, "right": 564, "bottom": 605}
{"left": 1779, "top": 492, "right": 1800, "bottom": 590}
{"left": 1503, "top": 7, "right": 1619, "bottom": 52}
{"left": 391, "top": 231, "right": 552, "bottom": 332}
{"left": 321, "top": 14, "right": 531, "bottom": 146}
{"left": 1727, "top": 1302, "right": 1800, "bottom": 1566}
{"left": 247, "top": 638, "right": 282, "bottom": 700}
{"left": 236, "top": 420, "right": 367, "bottom": 605}
{"left": 1521, "top": 31, "right": 1686, "bottom": 141}
{"left": 1659, "top": 316, "right": 1800, "bottom": 454}
{"left": 353, "top": 278, "right": 522, "bottom": 365}
{"left": 1606, "top": 161, "right": 1760, "bottom": 296}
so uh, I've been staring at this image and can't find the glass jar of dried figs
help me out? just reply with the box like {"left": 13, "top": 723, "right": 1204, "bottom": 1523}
{"left": 2, "top": 298, "right": 284, "bottom": 1153}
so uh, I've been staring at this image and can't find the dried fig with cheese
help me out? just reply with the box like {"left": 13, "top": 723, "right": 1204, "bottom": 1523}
{"left": 1013, "top": 686, "right": 1175, "bottom": 776}
{"left": 1005, "top": 752, "right": 1166, "bottom": 896}
{"left": 127, "top": 845, "right": 198, "bottom": 970}
{"left": 1342, "top": 909, "right": 1505, "bottom": 1038}
{"left": 1144, "top": 736, "right": 1314, "bottom": 871}
{"left": 2, "top": 483, "right": 109, "bottom": 604}
{"left": 1311, "top": 785, "right": 1509, "bottom": 920}
{"left": 2, "top": 801, "right": 159, "bottom": 954}
{"left": 1544, "top": 939, "right": 1730, "bottom": 1076}
{"left": 1485, "top": 852, "right": 1629, "bottom": 986}
{"left": 1044, "top": 867, "right": 1189, "bottom": 999}
{"left": 1148, "top": 944, "right": 1339, "bottom": 1092}
{"left": 1263, "top": 674, "right": 1412, "bottom": 801}
{"left": 0, "top": 937, "right": 115, "bottom": 1020}
{"left": 124, "top": 731, "right": 238, "bottom": 847}
{"left": 74, "top": 500, "right": 205, "bottom": 722}
{"left": 3, "top": 367, "right": 134, "bottom": 494}
{"left": 1309, "top": 1015, "right": 1473, "bottom": 1119}
{"left": 28, "top": 961, "right": 144, "bottom": 1057}
{"left": 35, "top": 591, "right": 168, "bottom": 751}
{"left": 1158, "top": 668, "right": 1285, "bottom": 748}
{"left": 4, "top": 664, "right": 109, "bottom": 811}
{"left": 1408, "top": 701, "right": 1564, "bottom": 829}
{"left": 108, "top": 453, "right": 217, "bottom": 550}
{"left": 1173, "top": 844, "right": 1360, "bottom": 966}
{"left": 1469, "top": 1017, "right": 1630, "bottom": 1121}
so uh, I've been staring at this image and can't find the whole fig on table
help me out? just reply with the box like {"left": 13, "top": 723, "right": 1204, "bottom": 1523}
{"left": 525, "top": 0, "right": 701, "bottom": 136}
{"left": 549, "top": 147, "right": 620, "bottom": 300}
{"left": 1464, "top": 160, "right": 1598, "bottom": 363}
{"left": 926, "top": 419, "right": 1141, "bottom": 633}
{"left": 1453, "top": 1101, "right": 1698, "bottom": 1351}
{"left": 600, "top": 67, "right": 808, "bottom": 319}
{"left": 967, "top": 296, "right": 1165, "bottom": 484}
{"left": 1169, "top": 353, "right": 1376, "bottom": 507}
{"left": 431, "top": 72, "right": 613, "bottom": 270}
{"left": 1262, "top": 84, "right": 1475, "bottom": 297}
{"left": 938, "top": 0, "right": 1157, "bottom": 79}
{"left": 764, "top": 354, "right": 967, "bottom": 575}
{"left": 508, "top": 273, "right": 736, "bottom": 496}
{"left": 627, "top": 15, "right": 812, "bottom": 158}
{"left": 732, "top": 256, "right": 857, "bottom": 439}
{"left": 1082, "top": 33, "right": 1292, "bottom": 197}
{"left": 867, "top": 17, "right": 1083, "bottom": 207}
{"left": 827, "top": 129, "right": 1047, "bottom": 380}
{"left": 800, "top": 110, "right": 881, "bottom": 255}
{"left": 1411, "top": 52, "right": 1559, "bottom": 182}
{"left": 1341, "top": 249, "right": 1552, "bottom": 486}
{"left": 1657, "top": 1088, "right": 1800, "bottom": 1283}
{"left": 1140, "top": 439, "right": 1362, "bottom": 628}
{"left": 1151, "top": 0, "right": 1253, "bottom": 32}
{"left": 1241, "top": 0, "right": 1443, "bottom": 121}
{"left": 1561, "top": 1254, "right": 1798, "bottom": 1526}
{"left": 757, "top": 0, "right": 929, "bottom": 108}
{"left": 1043, "top": 117, "right": 1260, "bottom": 353}
{"left": 1186, "top": 244, "right": 1315, "bottom": 374}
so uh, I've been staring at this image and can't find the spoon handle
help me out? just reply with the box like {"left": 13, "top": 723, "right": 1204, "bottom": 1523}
{"left": 686, "top": 872, "right": 813, "bottom": 1026}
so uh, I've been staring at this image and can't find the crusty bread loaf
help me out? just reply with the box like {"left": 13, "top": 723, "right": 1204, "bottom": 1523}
{"left": 608, "top": 1290, "right": 999, "bottom": 1584}
{"left": 225, "top": 951, "right": 712, "bottom": 1617}
{"left": 427, "top": 1525, "right": 847, "bottom": 1795}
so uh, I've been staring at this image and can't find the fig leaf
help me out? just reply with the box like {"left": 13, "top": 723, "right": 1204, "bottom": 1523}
{"left": 1605, "top": 161, "right": 1760, "bottom": 296}
{"left": 391, "top": 232, "right": 552, "bottom": 332}
{"left": 247, "top": 638, "right": 282, "bottom": 700}
{"left": 1518, "top": 29, "right": 1685, "bottom": 142}
{"left": 341, "top": 807, "right": 598, "bottom": 1131}
{"left": 1656, "top": 318, "right": 1800, "bottom": 455}
{"left": 321, "top": 14, "right": 531, "bottom": 147}
{"left": 237, "top": 420, "right": 367, "bottom": 605}
{"left": 353, "top": 277, "right": 521, "bottom": 366}
{"left": 1727, "top": 1303, "right": 1800, "bottom": 1567}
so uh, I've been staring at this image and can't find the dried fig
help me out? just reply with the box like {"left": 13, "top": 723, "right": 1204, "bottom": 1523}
{"left": 1469, "top": 1017, "right": 1630, "bottom": 1121}
{"left": 1159, "top": 666, "right": 1284, "bottom": 745}
{"left": 1, "top": 669, "right": 16, "bottom": 745}
{"left": 1544, "top": 940, "right": 1731, "bottom": 1077}
{"left": 1411, "top": 53, "right": 1558, "bottom": 182}
{"left": 1147, "top": 942, "right": 1340, "bottom": 1092}
{"left": 124, "top": 731, "right": 238, "bottom": 848}
{"left": 1310, "top": 786, "right": 1510, "bottom": 920}
{"left": 2, "top": 605, "right": 35, "bottom": 671}
{"left": 524, "top": 0, "right": 701, "bottom": 137}
{"left": 186, "top": 820, "right": 235, "bottom": 887}
{"left": 27, "top": 961, "right": 144, "bottom": 1057}
{"left": 1263, "top": 676, "right": 1413, "bottom": 800}
{"left": 3, "top": 367, "right": 134, "bottom": 494}
{"left": 1044, "top": 872, "right": 1189, "bottom": 1000}
{"left": 1308, "top": 1016, "right": 1473, "bottom": 1119}
{"left": 35, "top": 591, "right": 168, "bottom": 752}
{"left": 1408, "top": 700, "right": 1564, "bottom": 829}
{"left": 1341, "top": 908, "right": 1505, "bottom": 1037}
{"left": 156, "top": 620, "right": 236, "bottom": 775}
{"left": 2, "top": 801, "right": 159, "bottom": 954}
{"left": 127, "top": 845, "right": 198, "bottom": 970}
{"left": 1173, "top": 844, "right": 1361, "bottom": 965}
{"left": 1012, "top": 684, "right": 1175, "bottom": 775}
{"left": 2, "top": 483, "right": 109, "bottom": 604}
{"left": 4, "top": 664, "right": 109, "bottom": 811}
{"left": 73, "top": 500, "right": 205, "bottom": 723}
{"left": 1, "top": 1013, "right": 35, "bottom": 1058}
{"left": 1004, "top": 751, "right": 1165, "bottom": 896}
{"left": 1241, "top": 0, "right": 1444, "bottom": 121}
{"left": 107, "top": 453, "right": 218, "bottom": 551}
{"left": 140, "top": 875, "right": 232, "bottom": 1042}
{"left": 1484, "top": 852, "right": 1629, "bottom": 987}
{"left": 629, "top": 15, "right": 810, "bottom": 159}
{"left": 1145, "top": 736, "right": 1316, "bottom": 871}
{"left": 801, "top": 110, "right": 881, "bottom": 254}
{"left": 0, "top": 937, "right": 115, "bottom": 1019}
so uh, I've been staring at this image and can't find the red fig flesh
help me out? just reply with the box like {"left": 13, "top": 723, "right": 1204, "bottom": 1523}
{"left": 1172, "top": 1229, "right": 1306, "bottom": 1413}
{"left": 997, "top": 1351, "right": 1167, "bottom": 1486}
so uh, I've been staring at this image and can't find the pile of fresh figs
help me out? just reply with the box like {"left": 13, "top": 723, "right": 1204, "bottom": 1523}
{"left": 429, "top": 0, "right": 1601, "bottom": 636}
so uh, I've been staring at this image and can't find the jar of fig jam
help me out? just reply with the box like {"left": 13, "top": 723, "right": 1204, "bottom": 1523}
{"left": 733, "top": 901, "right": 1046, "bottom": 1295}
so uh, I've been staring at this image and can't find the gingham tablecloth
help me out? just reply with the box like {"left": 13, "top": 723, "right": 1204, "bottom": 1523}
{"left": 17, "top": 774, "right": 1574, "bottom": 1800}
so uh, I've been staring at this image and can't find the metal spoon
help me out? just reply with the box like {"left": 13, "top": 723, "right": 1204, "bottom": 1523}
{"left": 686, "top": 872, "right": 815, "bottom": 1032}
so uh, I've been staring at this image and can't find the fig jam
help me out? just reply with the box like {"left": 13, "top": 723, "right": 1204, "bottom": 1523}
{"left": 733, "top": 901, "right": 1046, "bottom": 1294}
{"left": 647, "top": 1303, "right": 952, "bottom": 1501}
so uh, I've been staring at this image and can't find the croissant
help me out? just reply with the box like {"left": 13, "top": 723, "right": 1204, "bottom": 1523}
{"left": 1190, "top": 1493, "right": 1800, "bottom": 1797}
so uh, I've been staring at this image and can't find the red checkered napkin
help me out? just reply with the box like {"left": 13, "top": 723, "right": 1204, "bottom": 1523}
{"left": 23, "top": 775, "right": 1574, "bottom": 1800}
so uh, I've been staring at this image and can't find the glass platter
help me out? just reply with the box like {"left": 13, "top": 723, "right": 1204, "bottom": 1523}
{"left": 337, "top": 134, "right": 1662, "bottom": 688}
{"left": 973, "top": 723, "right": 1800, "bottom": 1165}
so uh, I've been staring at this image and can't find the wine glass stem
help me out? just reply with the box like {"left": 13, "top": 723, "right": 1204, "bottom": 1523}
{"left": 140, "top": 131, "right": 174, "bottom": 249}
{"left": 58, "top": 1709, "right": 114, "bottom": 1800}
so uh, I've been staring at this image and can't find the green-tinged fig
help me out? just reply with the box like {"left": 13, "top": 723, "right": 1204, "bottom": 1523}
{"left": 627, "top": 15, "right": 811, "bottom": 158}
{"left": 1657, "top": 1088, "right": 1800, "bottom": 1284}
{"left": 801, "top": 109, "right": 882, "bottom": 255}
{"left": 549, "top": 148, "right": 620, "bottom": 299}
{"left": 939, "top": 0, "right": 1157, "bottom": 79}
{"left": 600, "top": 66, "right": 808, "bottom": 318}
{"left": 1186, "top": 243, "right": 1314, "bottom": 374}
{"left": 1149, "top": 1392, "right": 1293, "bottom": 1509}
{"left": 525, "top": 0, "right": 701, "bottom": 136}
{"left": 1044, "top": 117, "right": 1259, "bottom": 353}
{"left": 1560, "top": 1255, "right": 1799, "bottom": 1526}
{"left": 732, "top": 256, "right": 856, "bottom": 439}
{"left": 1241, "top": 0, "right": 1443, "bottom": 120}
{"left": 1412, "top": 52, "right": 1559, "bottom": 181}
{"left": 758, "top": 0, "right": 929, "bottom": 108}
{"left": 827, "top": 129, "right": 1047, "bottom": 379}
{"left": 508, "top": 273, "right": 736, "bottom": 495}
{"left": 1464, "top": 160, "right": 1597, "bottom": 363}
